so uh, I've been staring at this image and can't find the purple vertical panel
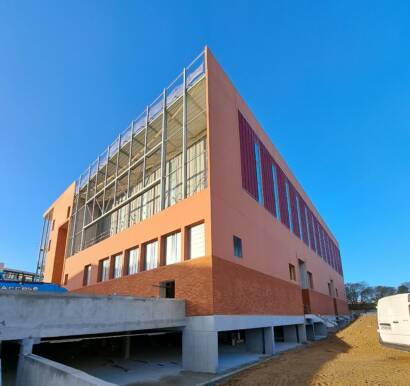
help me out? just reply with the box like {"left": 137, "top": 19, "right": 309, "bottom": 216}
{"left": 289, "top": 183, "right": 300, "bottom": 238}
{"left": 260, "top": 143, "right": 275, "bottom": 215}
{"left": 300, "top": 199, "right": 308, "bottom": 245}
{"left": 238, "top": 112, "right": 258, "bottom": 200}
{"left": 276, "top": 164, "right": 290, "bottom": 229}
{"left": 308, "top": 209, "right": 316, "bottom": 253}
{"left": 314, "top": 217, "right": 322, "bottom": 258}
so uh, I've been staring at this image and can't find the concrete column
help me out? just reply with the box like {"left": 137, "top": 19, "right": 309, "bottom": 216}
{"left": 182, "top": 329, "right": 218, "bottom": 373}
{"left": 297, "top": 324, "right": 307, "bottom": 343}
{"left": 123, "top": 336, "right": 131, "bottom": 360}
{"left": 15, "top": 338, "right": 35, "bottom": 386}
{"left": 263, "top": 327, "right": 275, "bottom": 355}
{"left": 245, "top": 329, "right": 264, "bottom": 353}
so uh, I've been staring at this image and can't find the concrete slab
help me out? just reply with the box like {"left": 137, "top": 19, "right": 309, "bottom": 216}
{"left": 0, "top": 292, "right": 186, "bottom": 341}
{"left": 218, "top": 345, "right": 266, "bottom": 372}
{"left": 275, "top": 342, "right": 302, "bottom": 353}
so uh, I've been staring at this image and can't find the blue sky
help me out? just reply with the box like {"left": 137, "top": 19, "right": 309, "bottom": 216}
{"left": 0, "top": 1, "right": 409, "bottom": 286}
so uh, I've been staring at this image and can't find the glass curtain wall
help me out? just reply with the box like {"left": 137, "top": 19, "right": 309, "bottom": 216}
{"left": 66, "top": 52, "right": 207, "bottom": 257}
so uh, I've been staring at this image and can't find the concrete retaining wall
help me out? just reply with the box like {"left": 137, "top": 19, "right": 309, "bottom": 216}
{"left": 20, "top": 354, "right": 117, "bottom": 386}
{"left": 0, "top": 292, "right": 185, "bottom": 341}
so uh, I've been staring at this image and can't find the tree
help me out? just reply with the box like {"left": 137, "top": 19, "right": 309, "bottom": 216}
{"left": 397, "top": 282, "right": 410, "bottom": 294}
{"left": 360, "top": 286, "right": 376, "bottom": 303}
{"left": 373, "top": 286, "right": 396, "bottom": 302}
{"left": 345, "top": 282, "right": 367, "bottom": 304}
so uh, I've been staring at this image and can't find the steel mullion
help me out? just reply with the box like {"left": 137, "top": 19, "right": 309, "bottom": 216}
{"left": 182, "top": 68, "right": 187, "bottom": 199}
{"left": 160, "top": 89, "right": 167, "bottom": 210}
{"left": 80, "top": 166, "right": 91, "bottom": 249}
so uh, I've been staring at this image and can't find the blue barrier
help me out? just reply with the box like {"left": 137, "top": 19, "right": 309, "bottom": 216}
{"left": 0, "top": 281, "right": 67, "bottom": 293}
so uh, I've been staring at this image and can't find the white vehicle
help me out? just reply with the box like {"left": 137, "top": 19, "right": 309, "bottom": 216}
{"left": 377, "top": 293, "right": 410, "bottom": 351}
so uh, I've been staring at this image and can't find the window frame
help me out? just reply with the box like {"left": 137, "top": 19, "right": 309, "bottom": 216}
{"left": 233, "top": 235, "right": 243, "bottom": 258}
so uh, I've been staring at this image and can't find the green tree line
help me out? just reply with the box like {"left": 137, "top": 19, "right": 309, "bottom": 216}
{"left": 345, "top": 281, "right": 410, "bottom": 305}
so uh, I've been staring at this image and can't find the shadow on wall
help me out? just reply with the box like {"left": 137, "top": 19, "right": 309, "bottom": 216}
{"left": 65, "top": 256, "right": 214, "bottom": 315}
{"left": 222, "top": 328, "right": 352, "bottom": 386}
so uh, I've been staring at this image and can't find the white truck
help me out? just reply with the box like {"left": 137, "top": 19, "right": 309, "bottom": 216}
{"left": 377, "top": 293, "right": 410, "bottom": 351}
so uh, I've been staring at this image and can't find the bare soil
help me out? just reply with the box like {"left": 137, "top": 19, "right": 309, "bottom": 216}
{"left": 222, "top": 315, "right": 410, "bottom": 386}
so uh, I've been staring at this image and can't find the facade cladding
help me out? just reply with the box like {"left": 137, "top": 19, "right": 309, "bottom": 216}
{"left": 38, "top": 47, "right": 348, "bottom": 327}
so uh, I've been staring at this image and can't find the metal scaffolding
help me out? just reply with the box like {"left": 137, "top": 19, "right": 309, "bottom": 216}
{"left": 64, "top": 51, "right": 208, "bottom": 257}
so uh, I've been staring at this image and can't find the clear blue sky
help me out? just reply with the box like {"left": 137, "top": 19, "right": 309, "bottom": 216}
{"left": 0, "top": 1, "right": 409, "bottom": 286}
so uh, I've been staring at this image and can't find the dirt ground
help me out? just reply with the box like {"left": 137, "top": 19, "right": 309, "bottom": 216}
{"left": 222, "top": 315, "right": 410, "bottom": 386}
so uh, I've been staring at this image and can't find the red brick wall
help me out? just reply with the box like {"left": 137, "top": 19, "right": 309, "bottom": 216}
{"left": 308, "top": 289, "right": 336, "bottom": 315}
{"left": 336, "top": 298, "right": 349, "bottom": 315}
{"left": 212, "top": 256, "right": 304, "bottom": 315}
{"left": 74, "top": 256, "right": 213, "bottom": 316}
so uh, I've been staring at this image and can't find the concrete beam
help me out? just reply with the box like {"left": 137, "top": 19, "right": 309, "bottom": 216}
{"left": 0, "top": 292, "right": 186, "bottom": 341}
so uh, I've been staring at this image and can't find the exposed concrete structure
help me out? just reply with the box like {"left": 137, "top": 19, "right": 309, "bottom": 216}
{"left": 182, "top": 315, "right": 307, "bottom": 373}
{"left": 20, "top": 354, "right": 116, "bottom": 386}
{"left": 0, "top": 292, "right": 185, "bottom": 341}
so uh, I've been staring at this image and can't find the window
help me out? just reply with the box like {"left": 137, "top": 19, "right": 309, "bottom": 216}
{"left": 144, "top": 240, "right": 158, "bottom": 271}
{"left": 335, "top": 288, "right": 339, "bottom": 297}
{"left": 52, "top": 219, "right": 55, "bottom": 231}
{"left": 165, "top": 232, "right": 181, "bottom": 265}
{"left": 48, "top": 239, "right": 52, "bottom": 251}
{"left": 233, "top": 236, "right": 242, "bottom": 258}
{"left": 254, "top": 143, "right": 264, "bottom": 204}
{"left": 304, "top": 207, "right": 311, "bottom": 248}
{"left": 160, "top": 280, "right": 175, "bottom": 298}
{"left": 64, "top": 274, "right": 68, "bottom": 285}
{"left": 271, "top": 164, "right": 280, "bottom": 220}
{"left": 285, "top": 182, "right": 293, "bottom": 232}
{"left": 112, "top": 254, "right": 122, "bottom": 279}
{"left": 307, "top": 271, "right": 314, "bottom": 289}
{"left": 188, "top": 223, "right": 205, "bottom": 259}
{"left": 128, "top": 247, "right": 139, "bottom": 275}
{"left": 99, "top": 258, "right": 110, "bottom": 282}
{"left": 289, "top": 264, "right": 296, "bottom": 281}
{"left": 83, "top": 265, "right": 92, "bottom": 286}
{"left": 328, "top": 282, "right": 332, "bottom": 296}
{"left": 295, "top": 195, "right": 303, "bottom": 240}
{"left": 66, "top": 206, "right": 71, "bottom": 219}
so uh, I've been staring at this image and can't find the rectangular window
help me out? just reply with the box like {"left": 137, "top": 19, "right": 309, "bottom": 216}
{"left": 165, "top": 232, "right": 181, "bottom": 265}
{"left": 83, "top": 265, "right": 92, "bottom": 286}
{"left": 254, "top": 143, "right": 264, "bottom": 204}
{"left": 144, "top": 240, "right": 158, "bottom": 271}
{"left": 64, "top": 274, "right": 68, "bottom": 285}
{"left": 285, "top": 182, "right": 293, "bottom": 232}
{"left": 295, "top": 195, "right": 303, "bottom": 240}
{"left": 271, "top": 164, "right": 281, "bottom": 220}
{"left": 233, "top": 236, "right": 243, "bottom": 258}
{"left": 188, "top": 223, "right": 205, "bottom": 259}
{"left": 304, "top": 207, "right": 311, "bottom": 248}
{"left": 160, "top": 280, "right": 175, "bottom": 298}
{"left": 311, "top": 214, "right": 318, "bottom": 252}
{"left": 328, "top": 282, "right": 332, "bottom": 296}
{"left": 99, "top": 258, "right": 110, "bottom": 282}
{"left": 113, "top": 254, "right": 122, "bottom": 279}
{"left": 128, "top": 247, "right": 139, "bottom": 275}
{"left": 289, "top": 264, "right": 296, "bottom": 281}
{"left": 307, "top": 271, "right": 314, "bottom": 289}
{"left": 335, "top": 288, "right": 339, "bottom": 297}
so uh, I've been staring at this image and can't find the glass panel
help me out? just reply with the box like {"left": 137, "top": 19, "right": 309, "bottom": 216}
{"left": 113, "top": 254, "right": 122, "bottom": 278}
{"left": 128, "top": 248, "right": 139, "bottom": 275}
{"left": 144, "top": 148, "right": 161, "bottom": 186}
{"left": 165, "top": 232, "right": 181, "bottom": 265}
{"left": 129, "top": 162, "right": 143, "bottom": 197}
{"left": 189, "top": 223, "right": 205, "bottom": 259}
{"left": 145, "top": 241, "right": 158, "bottom": 271}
